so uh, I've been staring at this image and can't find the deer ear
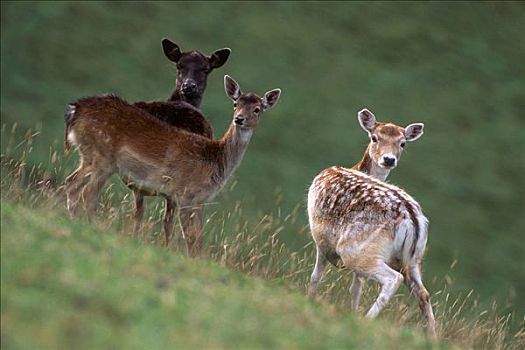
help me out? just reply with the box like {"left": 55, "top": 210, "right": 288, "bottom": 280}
{"left": 162, "top": 38, "right": 182, "bottom": 63}
{"left": 405, "top": 123, "right": 424, "bottom": 141}
{"left": 262, "top": 89, "right": 281, "bottom": 111}
{"left": 358, "top": 108, "right": 376, "bottom": 133}
{"left": 224, "top": 75, "right": 241, "bottom": 101}
{"left": 209, "top": 48, "right": 231, "bottom": 69}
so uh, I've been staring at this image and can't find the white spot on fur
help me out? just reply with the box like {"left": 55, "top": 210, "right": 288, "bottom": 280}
{"left": 239, "top": 129, "right": 253, "bottom": 143}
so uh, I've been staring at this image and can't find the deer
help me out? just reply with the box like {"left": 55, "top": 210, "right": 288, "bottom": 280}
{"left": 345, "top": 108, "right": 427, "bottom": 321}
{"left": 130, "top": 39, "right": 230, "bottom": 238}
{"left": 64, "top": 38, "right": 231, "bottom": 243}
{"left": 307, "top": 109, "right": 436, "bottom": 339}
{"left": 64, "top": 75, "right": 281, "bottom": 256}
{"left": 134, "top": 38, "right": 231, "bottom": 136}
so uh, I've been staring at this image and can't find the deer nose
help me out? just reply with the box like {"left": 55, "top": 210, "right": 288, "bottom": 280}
{"left": 181, "top": 81, "right": 197, "bottom": 93}
{"left": 234, "top": 116, "right": 245, "bottom": 125}
{"left": 382, "top": 156, "right": 397, "bottom": 167}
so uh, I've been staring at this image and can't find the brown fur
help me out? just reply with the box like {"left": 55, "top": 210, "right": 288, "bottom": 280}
{"left": 64, "top": 79, "right": 280, "bottom": 256}
{"left": 66, "top": 40, "right": 230, "bottom": 240}
{"left": 133, "top": 101, "right": 213, "bottom": 138}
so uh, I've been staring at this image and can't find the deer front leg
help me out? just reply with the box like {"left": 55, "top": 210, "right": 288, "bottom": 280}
{"left": 179, "top": 206, "right": 204, "bottom": 257}
{"left": 349, "top": 272, "right": 366, "bottom": 312}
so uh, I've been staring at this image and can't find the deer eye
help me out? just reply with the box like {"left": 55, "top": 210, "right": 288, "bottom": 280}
{"left": 400, "top": 141, "right": 406, "bottom": 148}
{"left": 371, "top": 135, "right": 378, "bottom": 143}
{"left": 233, "top": 102, "right": 237, "bottom": 108}
{"left": 254, "top": 107, "right": 261, "bottom": 114}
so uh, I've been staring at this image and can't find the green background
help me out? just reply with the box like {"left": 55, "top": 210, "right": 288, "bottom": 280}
{"left": 2, "top": 1, "right": 524, "bottom": 316}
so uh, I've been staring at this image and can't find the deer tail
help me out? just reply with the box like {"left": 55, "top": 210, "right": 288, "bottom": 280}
{"left": 64, "top": 103, "right": 78, "bottom": 153}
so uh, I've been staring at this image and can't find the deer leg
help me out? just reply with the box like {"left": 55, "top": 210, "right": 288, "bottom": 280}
{"left": 81, "top": 166, "right": 113, "bottom": 220}
{"left": 308, "top": 245, "right": 328, "bottom": 299}
{"left": 405, "top": 264, "right": 437, "bottom": 340}
{"left": 180, "top": 206, "right": 204, "bottom": 257}
{"left": 363, "top": 261, "right": 404, "bottom": 319}
{"left": 65, "top": 165, "right": 92, "bottom": 217}
{"left": 132, "top": 190, "right": 145, "bottom": 233}
{"left": 65, "top": 167, "right": 82, "bottom": 216}
{"left": 349, "top": 272, "right": 366, "bottom": 312}
{"left": 163, "top": 198, "right": 176, "bottom": 247}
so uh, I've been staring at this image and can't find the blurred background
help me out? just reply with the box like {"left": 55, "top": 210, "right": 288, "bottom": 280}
{"left": 2, "top": 1, "right": 524, "bottom": 318}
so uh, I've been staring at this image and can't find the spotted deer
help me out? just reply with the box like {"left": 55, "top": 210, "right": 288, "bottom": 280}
{"left": 307, "top": 109, "right": 436, "bottom": 338}
{"left": 64, "top": 75, "right": 281, "bottom": 256}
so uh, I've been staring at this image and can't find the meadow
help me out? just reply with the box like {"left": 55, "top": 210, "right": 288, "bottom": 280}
{"left": 1, "top": 1, "right": 524, "bottom": 349}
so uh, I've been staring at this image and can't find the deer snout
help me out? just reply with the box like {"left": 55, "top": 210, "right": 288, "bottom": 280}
{"left": 234, "top": 115, "right": 245, "bottom": 126}
{"left": 181, "top": 80, "right": 197, "bottom": 94}
{"left": 381, "top": 155, "right": 397, "bottom": 168}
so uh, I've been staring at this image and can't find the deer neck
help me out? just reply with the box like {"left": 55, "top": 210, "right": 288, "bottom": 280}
{"left": 216, "top": 123, "right": 254, "bottom": 182}
{"left": 169, "top": 89, "right": 202, "bottom": 108}
{"left": 352, "top": 144, "right": 390, "bottom": 181}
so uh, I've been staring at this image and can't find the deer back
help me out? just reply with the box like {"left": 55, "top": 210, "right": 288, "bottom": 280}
{"left": 308, "top": 166, "right": 428, "bottom": 266}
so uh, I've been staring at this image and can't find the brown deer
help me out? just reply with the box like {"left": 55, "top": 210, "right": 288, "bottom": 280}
{"left": 130, "top": 39, "right": 230, "bottom": 236}
{"left": 307, "top": 109, "right": 436, "bottom": 338}
{"left": 64, "top": 75, "right": 281, "bottom": 256}
{"left": 65, "top": 39, "right": 230, "bottom": 241}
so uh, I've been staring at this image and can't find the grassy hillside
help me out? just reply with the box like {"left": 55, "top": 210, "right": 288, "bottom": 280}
{"left": 1, "top": 200, "right": 441, "bottom": 350}
{"left": 1, "top": 160, "right": 523, "bottom": 349}
{"left": 1, "top": 0, "right": 524, "bottom": 329}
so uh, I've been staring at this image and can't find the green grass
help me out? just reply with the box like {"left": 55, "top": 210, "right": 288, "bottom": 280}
{"left": 1, "top": 154, "right": 523, "bottom": 349}
{"left": 1, "top": 1, "right": 524, "bottom": 346}
{"left": 1, "top": 200, "right": 440, "bottom": 350}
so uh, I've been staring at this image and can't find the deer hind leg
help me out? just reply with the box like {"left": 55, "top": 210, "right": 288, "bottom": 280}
{"left": 353, "top": 260, "right": 403, "bottom": 319}
{"left": 80, "top": 158, "right": 114, "bottom": 220}
{"left": 163, "top": 198, "right": 176, "bottom": 247}
{"left": 82, "top": 171, "right": 111, "bottom": 219}
{"left": 349, "top": 272, "right": 366, "bottom": 312}
{"left": 179, "top": 206, "right": 204, "bottom": 257}
{"left": 308, "top": 245, "right": 328, "bottom": 299}
{"left": 405, "top": 264, "right": 437, "bottom": 339}
{"left": 132, "top": 190, "right": 145, "bottom": 233}
{"left": 65, "top": 161, "right": 92, "bottom": 217}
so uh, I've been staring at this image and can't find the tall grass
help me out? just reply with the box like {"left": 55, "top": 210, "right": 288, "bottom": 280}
{"left": 1, "top": 125, "right": 524, "bottom": 350}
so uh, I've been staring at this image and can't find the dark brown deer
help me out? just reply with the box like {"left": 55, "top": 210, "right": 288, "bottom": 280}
{"left": 64, "top": 75, "right": 281, "bottom": 256}
{"left": 129, "top": 39, "right": 230, "bottom": 238}
{"left": 135, "top": 38, "right": 231, "bottom": 136}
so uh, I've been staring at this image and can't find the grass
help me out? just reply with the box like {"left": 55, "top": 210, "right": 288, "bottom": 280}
{"left": 1, "top": 2, "right": 524, "bottom": 313}
{"left": 1, "top": 1, "right": 524, "bottom": 348}
{"left": 2, "top": 200, "right": 440, "bottom": 350}
{"left": 1, "top": 138, "right": 524, "bottom": 349}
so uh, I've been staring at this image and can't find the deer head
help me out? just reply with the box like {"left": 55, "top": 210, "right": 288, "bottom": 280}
{"left": 162, "top": 38, "right": 231, "bottom": 106}
{"left": 224, "top": 75, "right": 281, "bottom": 130}
{"left": 358, "top": 108, "right": 424, "bottom": 170}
